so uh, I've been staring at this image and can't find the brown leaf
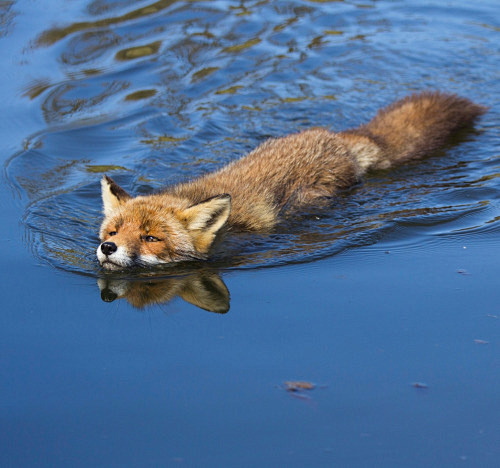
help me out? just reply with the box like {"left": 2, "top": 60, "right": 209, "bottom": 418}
{"left": 284, "top": 381, "right": 316, "bottom": 392}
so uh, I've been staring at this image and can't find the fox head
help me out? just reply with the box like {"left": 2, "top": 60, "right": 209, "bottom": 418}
{"left": 96, "top": 176, "right": 231, "bottom": 270}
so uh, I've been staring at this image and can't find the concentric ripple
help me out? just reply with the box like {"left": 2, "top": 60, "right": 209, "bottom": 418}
{"left": 5, "top": 0, "right": 499, "bottom": 276}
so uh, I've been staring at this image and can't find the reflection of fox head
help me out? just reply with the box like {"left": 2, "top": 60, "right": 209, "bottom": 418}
{"left": 96, "top": 176, "right": 231, "bottom": 270}
{"left": 98, "top": 271, "right": 230, "bottom": 313}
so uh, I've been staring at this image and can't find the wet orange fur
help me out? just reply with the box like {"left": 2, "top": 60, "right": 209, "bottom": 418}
{"left": 98, "top": 92, "right": 486, "bottom": 268}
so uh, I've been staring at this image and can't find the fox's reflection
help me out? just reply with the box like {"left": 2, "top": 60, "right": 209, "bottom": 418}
{"left": 98, "top": 271, "right": 230, "bottom": 313}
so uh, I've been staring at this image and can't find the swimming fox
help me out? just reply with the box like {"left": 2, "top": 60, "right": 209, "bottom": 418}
{"left": 97, "top": 91, "right": 486, "bottom": 270}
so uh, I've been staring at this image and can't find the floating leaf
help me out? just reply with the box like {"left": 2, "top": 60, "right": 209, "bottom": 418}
{"left": 412, "top": 382, "right": 429, "bottom": 389}
{"left": 284, "top": 381, "right": 316, "bottom": 392}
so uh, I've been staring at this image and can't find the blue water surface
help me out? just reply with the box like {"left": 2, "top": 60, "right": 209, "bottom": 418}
{"left": 1, "top": 1, "right": 499, "bottom": 466}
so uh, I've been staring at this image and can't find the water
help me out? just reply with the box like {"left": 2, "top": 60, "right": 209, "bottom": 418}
{"left": 1, "top": 1, "right": 500, "bottom": 466}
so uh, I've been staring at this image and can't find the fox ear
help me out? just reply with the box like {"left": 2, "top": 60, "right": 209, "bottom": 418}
{"left": 181, "top": 194, "right": 231, "bottom": 254}
{"left": 101, "top": 175, "right": 132, "bottom": 216}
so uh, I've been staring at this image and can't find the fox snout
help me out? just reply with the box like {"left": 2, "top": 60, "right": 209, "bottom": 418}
{"left": 96, "top": 240, "right": 128, "bottom": 270}
{"left": 100, "top": 241, "right": 117, "bottom": 256}
{"left": 97, "top": 241, "right": 127, "bottom": 270}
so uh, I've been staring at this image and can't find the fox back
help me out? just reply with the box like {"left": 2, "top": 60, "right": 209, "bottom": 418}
{"left": 97, "top": 91, "right": 486, "bottom": 270}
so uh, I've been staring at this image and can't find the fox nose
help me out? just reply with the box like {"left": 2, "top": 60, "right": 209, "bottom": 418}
{"left": 101, "top": 241, "right": 117, "bottom": 256}
{"left": 101, "top": 288, "right": 118, "bottom": 302}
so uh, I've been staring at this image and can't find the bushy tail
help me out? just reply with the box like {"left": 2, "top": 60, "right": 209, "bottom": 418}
{"left": 340, "top": 92, "right": 487, "bottom": 172}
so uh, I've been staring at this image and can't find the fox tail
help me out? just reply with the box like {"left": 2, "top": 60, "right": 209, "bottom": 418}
{"left": 339, "top": 91, "right": 487, "bottom": 172}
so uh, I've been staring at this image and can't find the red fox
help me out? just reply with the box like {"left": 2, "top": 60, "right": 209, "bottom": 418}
{"left": 97, "top": 92, "right": 486, "bottom": 270}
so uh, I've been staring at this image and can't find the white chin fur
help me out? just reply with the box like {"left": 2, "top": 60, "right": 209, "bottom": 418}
{"left": 97, "top": 278, "right": 128, "bottom": 296}
{"left": 137, "top": 254, "right": 168, "bottom": 266}
{"left": 100, "top": 261, "right": 123, "bottom": 271}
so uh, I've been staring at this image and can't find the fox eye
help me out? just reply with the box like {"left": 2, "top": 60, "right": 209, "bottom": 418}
{"left": 144, "top": 235, "right": 160, "bottom": 242}
{"left": 108, "top": 231, "right": 117, "bottom": 236}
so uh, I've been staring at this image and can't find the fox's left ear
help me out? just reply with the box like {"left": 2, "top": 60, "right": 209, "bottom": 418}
{"left": 180, "top": 272, "right": 230, "bottom": 313}
{"left": 181, "top": 194, "right": 231, "bottom": 254}
{"left": 101, "top": 175, "right": 132, "bottom": 216}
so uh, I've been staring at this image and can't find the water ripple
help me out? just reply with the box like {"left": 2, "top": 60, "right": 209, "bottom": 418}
{"left": 4, "top": 0, "right": 498, "bottom": 276}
